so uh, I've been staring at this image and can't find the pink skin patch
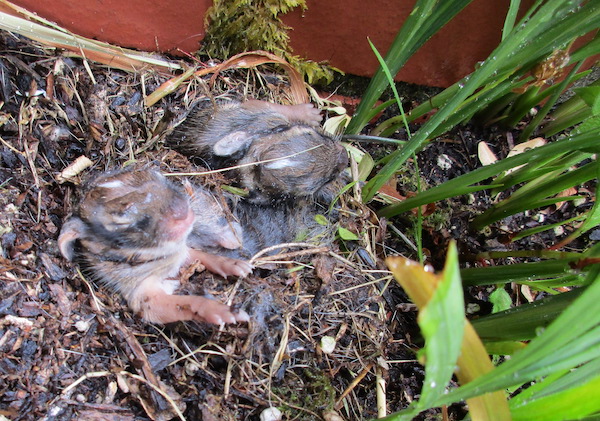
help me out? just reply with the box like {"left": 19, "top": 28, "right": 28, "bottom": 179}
{"left": 187, "top": 249, "right": 253, "bottom": 278}
{"left": 164, "top": 207, "right": 196, "bottom": 242}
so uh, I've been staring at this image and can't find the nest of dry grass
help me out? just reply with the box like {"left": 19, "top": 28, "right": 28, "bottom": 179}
{"left": 0, "top": 27, "right": 426, "bottom": 421}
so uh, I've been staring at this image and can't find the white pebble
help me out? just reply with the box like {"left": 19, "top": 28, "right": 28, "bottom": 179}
{"left": 260, "top": 407, "right": 282, "bottom": 421}
{"left": 320, "top": 336, "right": 336, "bottom": 354}
{"left": 437, "top": 154, "right": 452, "bottom": 170}
{"left": 75, "top": 320, "right": 90, "bottom": 332}
{"left": 185, "top": 361, "right": 201, "bottom": 376}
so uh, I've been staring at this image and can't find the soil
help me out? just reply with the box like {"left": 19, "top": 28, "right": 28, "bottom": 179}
{"left": 0, "top": 31, "right": 592, "bottom": 421}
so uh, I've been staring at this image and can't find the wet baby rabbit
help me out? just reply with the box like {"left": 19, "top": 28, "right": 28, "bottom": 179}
{"left": 169, "top": 99, "right": 348, "bottom": 204}
{"left": 58, "top": 168, "right": 251, "bottom": 325}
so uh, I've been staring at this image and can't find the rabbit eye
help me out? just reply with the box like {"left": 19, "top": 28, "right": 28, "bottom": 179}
{"left": 110, "top": 215, "right": 134, "bottom": 226}
{"left": 108, "top": 206, "right": 136, "bottom": 227}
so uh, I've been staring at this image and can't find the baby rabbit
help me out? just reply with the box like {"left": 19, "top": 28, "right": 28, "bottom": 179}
{"left": 58, "top": 167, "right": 251, "bottom": 325}
{"left": 168, "top": 99, "right": 348, "bottom": 204}
{"left": 184, "top": 179, "right": 244, "bottom": 252}
{"left": 208, "top": 197, "right": 330, "bottom": 260}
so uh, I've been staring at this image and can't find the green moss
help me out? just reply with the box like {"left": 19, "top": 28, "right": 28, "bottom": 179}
{"left": 271, "top": 368, "right": 337, "bottom": 418}
{"left": 201, "top": 0, "right": 339, "bottom": 85}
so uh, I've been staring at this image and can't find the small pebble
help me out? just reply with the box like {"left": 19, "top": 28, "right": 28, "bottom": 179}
{"left": 115, "top": 138, "right": 126, "bottom": 150}
{"left": 260, "top": 407, "right": 282, "bottom": 421}
{"left": 436, "top": 154, "right": 452, "bottom": 170}
{"left": 466, "top": 303, "right": 480, "bottom": 314}
{"left": 48, "top": 406, "right": 63, "bottom": 417}
{"left": 323, "top": 410, "right": 345, "bottom": 421}
{"left": 185, "top": 361, "right": 201, "bottom": 376}
{"left": 320, "top": 336, "right": 336, "bottom": 354}
{"left": 75, "top": 320, "right": 90, "bottom": 332}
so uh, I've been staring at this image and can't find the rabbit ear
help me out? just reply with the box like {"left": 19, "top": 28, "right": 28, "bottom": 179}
{"left": 213, "top": 131, "right": 254, "bottom": 157}
{"left": 264, "top": 158, "right": 295, "bottom": 169}
{"left": 58, "top": 217, "right": 87, "bottom": 261}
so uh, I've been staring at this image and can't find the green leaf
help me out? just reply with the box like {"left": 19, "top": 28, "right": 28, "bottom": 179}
{"left": 337, "top": 226, "right": 359, "bottom": 241}
{"left": 519, "top": 62, "right": 583, "bottom": 142}
{"left": 367, "top": 38, "right": 411, "bottom": 137}
{"left": 502, "top": 0, "right": 521, "bottom": 41}
{"left": 430, "top": 264, "right": 600, "bottom": 407}
{"left": 379, "top": 130, "right": 599, "bottom": 218}
{"left": 359, "top": 0, "right": 600, "bottom": 203}
{"left": 576, "top": 114, "right": 600, "bottom": 134}
{"left": 510, "top": 373, "right": 600, "bottom": 421}
{"left": 472, "top": 159, "right": 596, "bottom": 230}
{"left": 221, "top": 185, "right": 249, "bottom": 197}
{"left": 491, "top": 150, "right": 590, "bottom": 195}
{"left": 510, "top": 212, "right": 586, "bottom": 242}
{"left": 461, "top": 259, "right": 583, "bottom": 287}
{"left": 314, "top": 214, "right": 329, "bottom": 226}
{"left": 417, "top": 242, "right": 465, "bottom": 407}
{"left": 573, "top": 85, "right": 600, "bottom": 114}
{"left": 385, "top": 246, "right": 510, "bottom": 420}
{"left": 549, "top": 158, "right": 600, "bottom": 246}
{"left": 357, "top": 150, "right": 375, "bottom": 182}
{"left": 483, "top": 340, "right": 526, "bottom": 355}
{"left": 502, "top": 70, "right": 590, "bottom": 128}
{"left": 471, "top": 288, "right": 585, "bottom": 342}
{"left": 346, "top": 0, "right": 473, "bottom": 135}
{"left": 489, "top": 287, "right": 513, "bottom": 313}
